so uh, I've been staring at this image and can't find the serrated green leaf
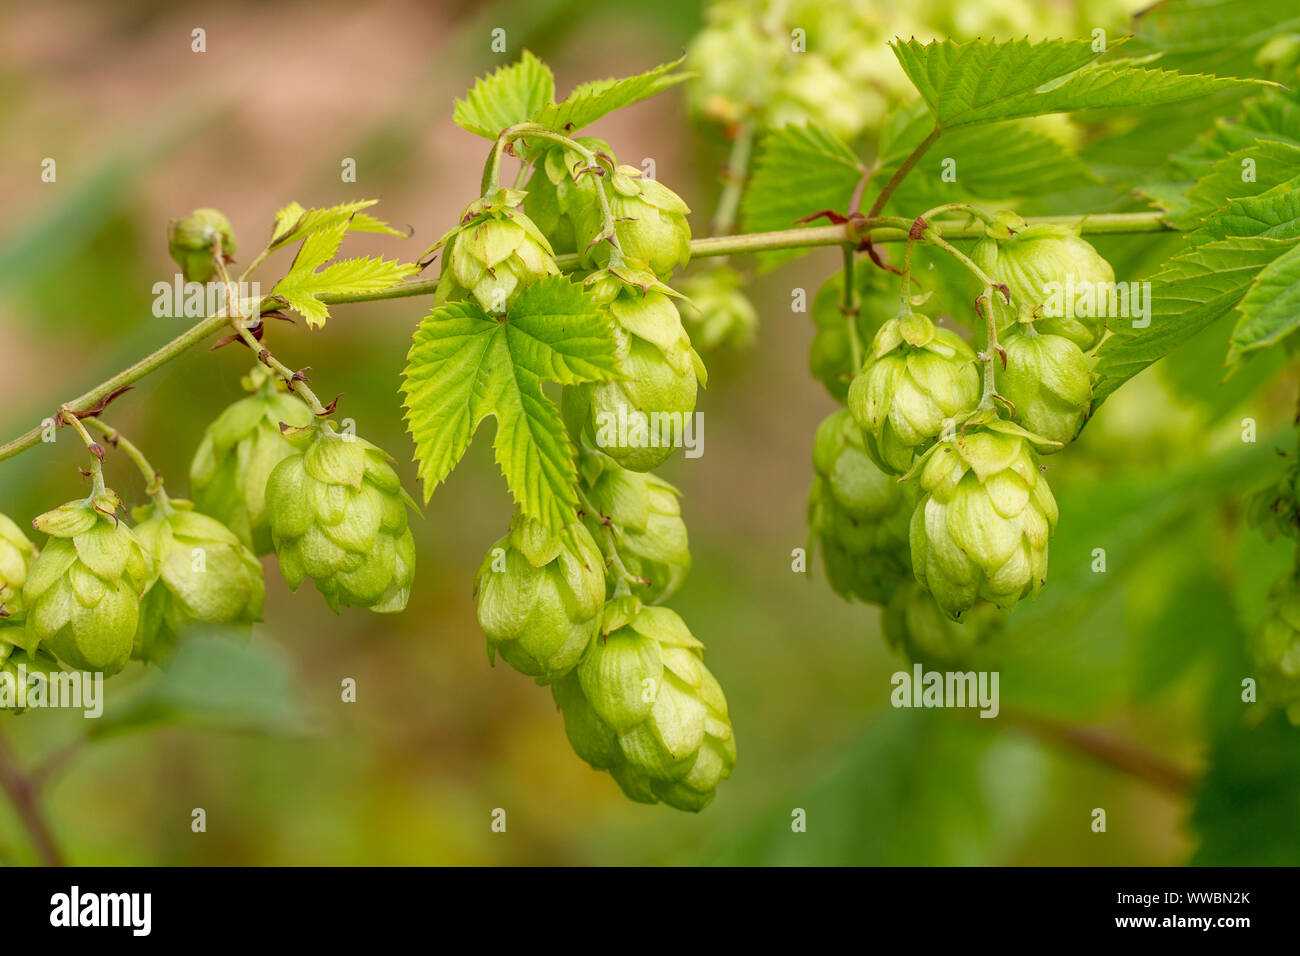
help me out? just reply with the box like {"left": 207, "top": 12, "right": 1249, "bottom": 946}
{"left": 453, "top": 50, "right": 556, "bottom": 140}
{"left": 739, "top": 123, "right": 864, "bottom": 269}
{"left": 1228, "top": 240, "right": 1300, "bottom": 361}
{"left": 1177, "top": 141, "right": 1300, "bottom": 232}
{"left": 270, "top": 199, "right": 403, "bottom": 249}
{"left": 526, "top": 56, "right": 688, "bottom": 141}
{"left": 401, "top": 275, "right": 619, "bottom": 531}
{"left": 273, "top": 229, "right": 419, "bottom": 328}
{"left": 892, "top": 37, "right": 1261, "bottom": 130}
{"left": 1192, "top": 174, "right": 1300, "bottom": 244}
{"left": 1091, "top": 237, "right": 1299, "bottom": 408}
{"left": 873, "top": 100, "right": 1098, "bottom": 214}
{"left": 1133, "top": 0, "right": 1300, "bottom": 77}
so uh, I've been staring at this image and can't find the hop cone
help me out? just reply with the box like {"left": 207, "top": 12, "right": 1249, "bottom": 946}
{"left": 807, "top": 409, "right": 913, "bottom": 604}
{"left": 554, "top": 605, "right": 735, "bottom": 811}
{"left": 573, "top": 167, "right": 691, "bottom": 278}
{"left": 168, "top": 207, "right": 236, "bottom": 283}
{"left": 848, "top": 308, "right": 981, "bottom": 474}
{"left": 565, "top": 265, "right": 705, "bottom": 472}
{"left": 675, "top": 267, "right": 758, "bottom": 350}
{"left": 581, "top": 464, "right": 690, "bottom": 604}
{"left": 265, "top": 424, "right": 417, "bottom": 613}
{"left": 522, "top": 137, "right": 613, "bottom": 256}
{"left": 972, "top": 222, "right": 1115, "bottom": 350}
{"left": 1251, "top": 568, "right": 1300, "bottom": 724}
{"left": 998, "top": 331, "right": 1092, "bottom": 448}
{"left": 190, "top": 375, "right": 314, "bottom": 555}
{"left": 883, "top": 582, "right": 1007, "bottom": 670}
{"left": 0, "top": 643, "right": 61, "bottom": 714}
{"left": 475, "top": 515, "right": 605, "bottom": 683}
{"left": 0, "top": 513, "right": 37, "bottom": 632}
{"left": 22, "top": 489, "right": 155, "bottom": 674}
{"left": 131, "top": 499, "right": 265, "bottom": 665}
{"left": 432, "top": 188, "right": 557, "bottom": 314}
{"left": 910, "top": 421, "right": 1059, "bottom": 619}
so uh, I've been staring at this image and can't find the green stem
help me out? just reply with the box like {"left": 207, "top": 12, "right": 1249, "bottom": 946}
{"left": 83, "top": 417, "right": 170, "bottom": 508}
{"left": 867, "top": 124, "right": 941, "bottom": 217}
{"left": 712, "top": 120, "right": 756, "bottom": 238}
{"left": 0, "top": 213, "right": 1174, "bottom": 466}
{"left": 839, "top": 246, "right": 863, "bottom": 372}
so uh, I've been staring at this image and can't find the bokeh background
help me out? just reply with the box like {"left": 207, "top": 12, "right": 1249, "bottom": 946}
{"left": 0, "top": 0, "right": 1294, "bottom": 865}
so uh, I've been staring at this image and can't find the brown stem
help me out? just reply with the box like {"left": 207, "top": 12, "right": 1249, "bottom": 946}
{"left": 997, "top": 708, "right": 1193, "bottom": 797}
{"left": 867, "top": 124, "right": 941, "bottom": 218}
{"left": 0, "top": 730, "right": 65, "bottom": 866}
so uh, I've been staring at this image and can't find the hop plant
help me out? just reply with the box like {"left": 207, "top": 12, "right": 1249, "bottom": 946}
{"left": 22, "top": 489, "right": 156, "bottom": 674}
{"left": 972, "top": 221, "right": 1116, "bottom": 350}
{"left": 264, "top": 423, "right": 417, "bottom": 613}
{"left": 675, "top": 267, "right": 759, "bottom": 351}
{"left": 573, "top": 166, "right": 691, "bottom": 278}
{"left": 0, "top": 513, "right": 37, "bottom": 632}
{"left": 909, "top": 421, "right": 1059, "bottom": 619}
{"left": 563, "top": 264, "right": 705, "bottom": 472}
{"left": 848, "top": 308, "right": 981, "bottom": 474}
{"left": 581, "top": 464, "right": 691, "bottom": 605}
{"left": 167, "top": 207, "right": 237, "bottom": 283}
{"left": 998, "top": 330, "right": 1093, "bottom": 448}
{"left": 553, "top": 604, "right": 735, "bottom": 811}
{"left": 190, "top": 371, "right": 315, "bottom": 555}
{"left": 883, "top": 581, "right": 1007, "bottom": 670}
{"left": 431, "top": 188, "right": 558, "bottom": 314}
{"left": 522, "top": 137, "right": 613, "bottom": 256}
{"left": 474, "top": 515, "right": 605, "bottom": 684}
{"left": 807, "top": 409, "right": 913, "bottom": 604}
{"left": 1251, "top": 568, "right": 1300, "bottom": 724}
{"left": 131, "top": 499, "right": 265, "bottom": 665}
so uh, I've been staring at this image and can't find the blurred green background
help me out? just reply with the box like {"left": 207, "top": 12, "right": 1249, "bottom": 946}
{"left": 0, "top": 0, "right": 1294, "bottom": 865}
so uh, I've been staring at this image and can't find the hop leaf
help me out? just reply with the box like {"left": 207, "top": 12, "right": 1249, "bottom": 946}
{"left": 403, "top": 275, "right": 621, "bottom": 534}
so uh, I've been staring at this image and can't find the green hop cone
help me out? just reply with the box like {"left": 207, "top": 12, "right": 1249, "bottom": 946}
{"left": 883, "top": 581, "right": 1007, "bottom": 670}
{"left": 22, "top": 489, "right": 156, "bottom": 674}
{"left": 573, "top": 166, "right": 691, "bottom": 278}
{"left": 0, "top": 513, "right": 37, "bottom": 631}
{"left": 168, "top": 208, "right": 237, "bottom": 284}
{"left": 265, "top": 423, "right": 417, "bottom": 613}
{"left": 522, "top": 137, "right": 614, "bottom": 256}
{"left": 972, "top": 220, "right": 1115, "bottom": 351}
{"left": 909, "top": 421, "right": 1059, "bottom": 619}
{"left": 675, "top": 267, "right": 758, "bottom": 351}
{"left": 190, "top": 373, "right": 315, "bottom": 555}
{"left": 998, "top": 330, "right": 1092, "bottom": 449}
{"left": 0, "top": 643, "right": 62, "bottom": 715}
{"left": 430, "top": 188, "right": 558, "bottom": 314}
{"left": 131, "top": 499, "right": 265, "bottom": 665}
{"left": 807, "top": 410, "right": 914, "bottom": 604}
{"left": 580, "top": 464, "right": 690, "bottom": 604}
{"left": 848, "top": 308, "right": 981, "bottom": 474}
{"left": 474, "top": 515, "right": 605, "bottom": 684}
{"left": 564, "top": 263, "right": 705, "bottom": 472}
{"left": 1250, "top": 567, "right": 1300, "bottom": 724}
{"left": 554, "top": 605, "right": 736, "bottom": 811}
